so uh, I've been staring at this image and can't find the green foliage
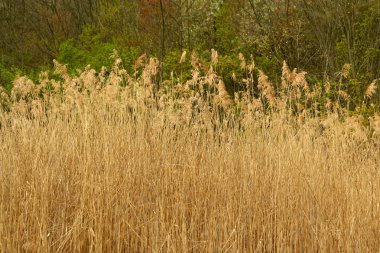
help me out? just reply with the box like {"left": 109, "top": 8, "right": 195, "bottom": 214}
{"left": 0, "top": 63, "right": 23, "bottom": 92}
{"left": 213, "top": 2, "right": 239, "bottom": 53}
{"left": 162, "top": 51, "right": 193, "bottom": 82}
{"left": 216, "top": 55, "right": 244, "bottom": 93}
{"left": 58, "top": 26, "right": 140, "bottom": 74}
{"left": 256, "top": 57, "right": 279, "bottom": 80}
{"left": 335, "top": 6, "right": 380, "bottom": 81}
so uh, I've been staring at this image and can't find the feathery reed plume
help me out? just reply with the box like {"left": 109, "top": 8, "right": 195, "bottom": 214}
{"left": 340, "top": 63, "right": 351, "bottom": 79}
{"left": 231, "top": 73, "right": 237, "bottom": 82}
{"left": 338, "top": 90, "right": 350, "bottom": 101}
{"left": 206, "top": 65, "right": 217, "bottom": 86}
{"left": 325, "top": 98, "right": 332, "bottom": 111}
{"left": 365, "top": 79, "right": 378, "bottom": 99}
{"left": 110, "top": 49, "right": 119, "bottom": 59}
{"left": 239, "top": 53, "right": 247, "bottom": 70}
{"left": 110, "top": 49, "right": 122, "bottom": 65}
{"left": 282, "top": 61, "right": 291, "bottom": 78}
{"left": 281, "top": 60, "right": 292, "bottom": 89}
{"left": 211, "top": 49, "right": 218, "bottom": 65}
{"left": 325, "top": 79, "right": 331, "bottom": 93}
{"left": 216, "top": 79, "right": 233, "bottom": 107}
{"left": 294, "top": 71, "right": 308, "bottom": 89}
{"left": 258, "top": 70, "right": 276, "bottom": 107}
{"left": 53, "top": 60, "right": 71, "bottom": 82}
{"left": 133, "top": 54, "right": 146, "bottom": 73}
{"left": 189, "top": 70, "right": 200, "bottom": 86}
{"left": 191, "top": 51, "right": 201, "bottom": 70}
{"left": 179, "top": 51, "right": 187, "bottom": 64}
{"left": 148, "top": 58, "right": 160, "bottom": 76}
{"left": 217, "top": 79, "right": 229, "bottom": 97}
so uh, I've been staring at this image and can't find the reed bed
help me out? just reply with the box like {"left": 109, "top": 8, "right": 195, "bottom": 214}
{"left": 0, "top": 52, "right": 380, "bottom": 252}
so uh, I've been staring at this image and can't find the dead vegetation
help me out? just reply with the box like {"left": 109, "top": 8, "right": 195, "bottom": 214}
{"left": 0, "top": 51, "right": 380, "bottom": 252}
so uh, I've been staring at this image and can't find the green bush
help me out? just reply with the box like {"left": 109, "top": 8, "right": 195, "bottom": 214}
{"left": 0, "top": 63, "right": 23, "bottom": 92}
{"left": 162, "top": 50, "right": 193, "bottom": 82}
{"left": 58, "top": 26, "right": 140, "bottom": 74}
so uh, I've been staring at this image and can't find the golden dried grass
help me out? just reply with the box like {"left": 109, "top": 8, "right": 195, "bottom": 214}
{"left": 1, "top": 54, "right": 380, "bottom": 252}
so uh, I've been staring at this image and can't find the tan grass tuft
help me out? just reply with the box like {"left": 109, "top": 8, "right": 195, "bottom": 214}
{"left": 191, "top": 51, "right": 201, "bottom": 70}
{"left": 133, "top": 53, "right": 147, "bottom": 72}
{"left": 365, "top": 79, "right": 378, "bottom": 99}
{"left": 338, "top": 90, "right": 351, "bottom": 101}
{"left": 258, "top": 70, "right": 276, "bottom": 107}
{"left": 340, "top": 63, "right": 351, "bottom": 79}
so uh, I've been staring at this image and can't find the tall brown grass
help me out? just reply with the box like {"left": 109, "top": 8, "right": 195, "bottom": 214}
{"left": 1, "top": 51, "right": 380, "bottom": 252}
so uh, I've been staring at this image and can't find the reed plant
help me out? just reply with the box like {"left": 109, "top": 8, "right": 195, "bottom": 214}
{"left": 0, "top": 51, "right": 379, "bottom": 252}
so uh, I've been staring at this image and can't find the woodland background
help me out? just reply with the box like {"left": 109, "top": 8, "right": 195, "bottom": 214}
{"left": 0, "top": 0, "right": 379, "bottom": 105}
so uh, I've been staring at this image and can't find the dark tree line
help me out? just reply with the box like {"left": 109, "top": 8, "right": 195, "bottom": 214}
{"left": 0, "top": 0, "right": 379, "bottom": 81}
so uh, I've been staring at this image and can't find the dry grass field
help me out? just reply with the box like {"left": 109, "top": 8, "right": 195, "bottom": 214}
{"left": 0, "top": 53, "right": 380, "bottom": 252}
